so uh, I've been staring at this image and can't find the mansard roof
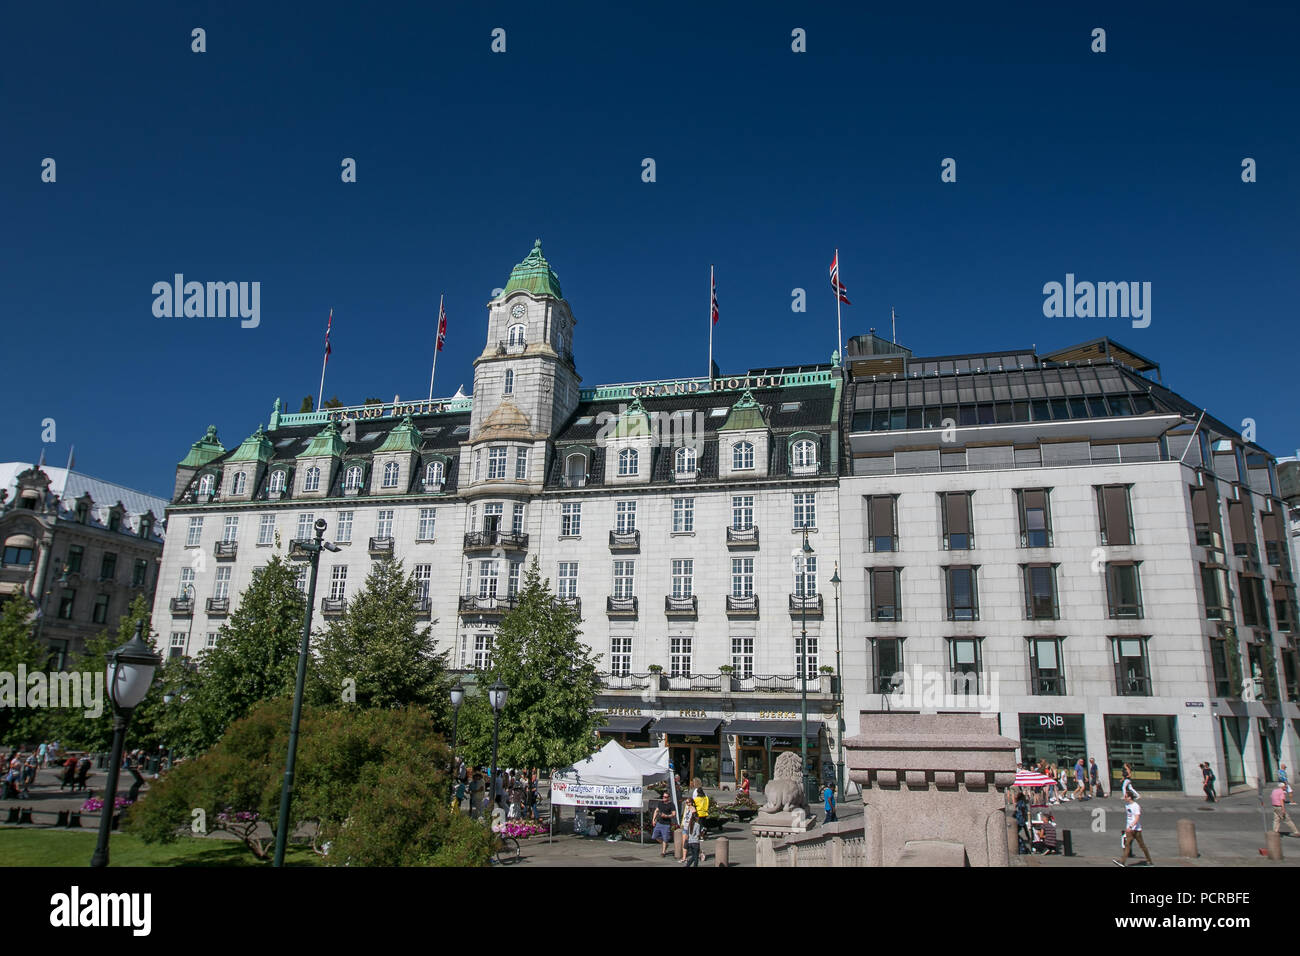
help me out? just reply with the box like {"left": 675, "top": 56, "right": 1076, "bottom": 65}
{"left": 502, "top": 239, "right": 563, "bottom": 299}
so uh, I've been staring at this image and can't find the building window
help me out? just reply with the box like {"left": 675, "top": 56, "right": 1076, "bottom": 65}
{"left": 795, "top": 555, "right": 818, "bottom": 599}
{"left": 671, "top": 559, "right": 694, "bottom": 599}
{"left": 381, "top": 461, "right": 400, "bottom": 488}
{"left": 214, "top": 566, "right": 231, "bottom": 601}
{"left": 610, "top": 637, "right": 632, "bottom": 677}
{"left": 232, "top": 472, "right": 247, "bottom": 495}
{"left": 1227, "top": 496, "right": 1256, "bottom": 558}
{"left": 1239, "top": 574, "right": 1269, "bottom": 628}
{"left": 672, "top": 497, "right": 695, "bottom": 533}
{"left": 75, "top": 502, "right": 89, "bottom": 524}
{"left": 303, "top": 466, "right": 321, "bottom": 492}
{"left": 795, "top": 636, "right": 819, "bottom": 679}
{"left": 514, "top": 449, "right": 528, "bottom": 480}
{"left": 675, "top": 446, "right": 697, "bottom": 476}
{"left": 791, "top": 439, "right": 818, "bottom": 470}
{"left": 670, "top": 637, "right": 693, "bottom": 678}
{"left": 417, "top": 508, "right": 436, "bottom": 540}
{"left": 507, "top": 323, "right": 526, "bottom": 350}
{"left": 294, "top": 566, "right": 308, "bottom": 592}
{"left": 197, "top": 474, "right": 215, "bottom": 497}
{"left": 870, "top": 567, "right": 900, "bottom": 621}
{"left": 1096, "top": 485, "right": 1134, "bottom": 546}
{"left": 296, "top": 513, "right": 315, "bottom": 541}
{"left": 345, "top": 465, "right": 364, "bottom": 490}
{"left": 2, "top": 544, "right": 34, "bottom": 566}
{"left": 730, "top": 638, "right": 754, "bottom": 679}
{"left": 335, "top": 511, "right": 353, "bottom": 544}
{"left": 618, "top": 448, "right": 638, "bottom": 476}
{"left": 1106, "top": 563, "right": 1143, "bottom": 619}
{"left": 731, "top": 495, "right": 754, "bottom": 530}
{"left": 206, "top": 632, "right": 219, "bottom": 650}
{"left": 1209, "top": 638, "right": 1233, "bottom": 698}
{"left": 565, "top": 453, "right": 586, "bottom": 486}
{"left": 1028, "top": 638, "right": 1065, "bottom": 695}
{"left": 613, "top": 560, "right": 635, "bottom": 599}
{"left": 867, "top": 495, "right": 898, "bottom": 552}
{"left": 561, "top": 502, "right": 581, "bottom": 536}
{"left": 477, "top": 559, "right": 499, "bottom": 599}
{"left": 474, "top": 450, "right": 483, "bottom": 482}
{"left": 376, "top": 509, "right": 394, "bottom": 540}
{"left": 139, "top": 516, "right": 152, "bottom": 539}
{"left": 1023, "top": 564, "right": 1059, "bottom": 620}
{"left": 940, "top": 491, "right": 973, "bottom": 549}
{"left": 92, "top": 594, "right": 110, "bottom": 625}
{"left": 945, "top": 566, "right": 978, "bottom": 621}
{"left": 222, "top": 515, "right": 239, "bottom": 543}
{"left": 1016, "top": 488, "right": 1053, "bottom": 548}
{"left": 558, "top": 562, "right": 578, "bottom": 600}
{"left": 178, "top": 567, "right": 195, "bottom": 599}
{"left": 873, "top": 638, "right": 904, "bottom": 694}
{"left": 615, "top": 501, "right": 636, "bottom": 533}
{"left": 733, "top": 441, "right": 754, "bottom": 470}
{"left": 731, "top": 557, "right": 754, "bottom": 597}
{"left": 1190, "top": 482, "right": 1221, "bottom": 548}
{"left": 329, "top": 566, "right": 347, "bottom": 601}
{"left": 186, "top": 517, "right": 204, "bottom": 547}
{"left": 132, "top": 559, "right": 148, "bottom": 588}
{"left": 488, "top": 447, "right": 507, "bottom": 481}
{"left": 99, "top": 552, "right": 117, "bottom": 582}
{"left": 413, "top": 564, "right": 431, "bottom": 604}
{"left": 269, "top": 470, "right": 287, "bottom": 494}
{"left": 170, "top": 632, "right": 186, "bottom": 660}
{"left": 1112, "top": 637, "right": 1151, "bottom": 696}
{"left": 948, "top": 638, "right": 983, "bottom": 695}
{"left": 67, "top": 545, "right": 84, "bottom": 573}
{"left": 258, "top": 514, "right": 276, "bottom": 545}
{"left": 504, "top": 368, "right": 515, "bottom": 395}
{"left": 1275, "top": 584, "right": 1297, "bottom": 633}
{"left": 511, "top": 503, "right": 525, "bottom": 536}
{"left": 58, "top": 589, "right": 76, "bottom": 620}
{"left": 474, "top": 633, "right": 494, "bottom": 669}
{"left": 793, "top": 492, "right": 816, "bottom": 530}
{"left": 108, "top": 510, "right": 123, "bottom": 533}
{"left": 1200, "top": 564, "right": 1230, "bottom": 620}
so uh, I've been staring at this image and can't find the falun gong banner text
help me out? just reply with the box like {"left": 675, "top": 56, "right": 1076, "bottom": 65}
{"left": 548, "top": 781, "right": 644, "bottom": 808}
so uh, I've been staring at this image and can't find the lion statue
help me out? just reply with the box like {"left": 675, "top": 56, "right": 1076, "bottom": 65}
{"left": 759, "top": 751, "right": 809, "bottom": 813}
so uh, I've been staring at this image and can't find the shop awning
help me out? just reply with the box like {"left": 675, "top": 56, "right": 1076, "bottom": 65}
{"left": 725, "top": 719, "right": 823, "bottom": 739}
{"left": 597, "top": 716, "right": 652, "bottom": 734}
{"left": 652, "top": 718, "right": 722, "bottom": 736}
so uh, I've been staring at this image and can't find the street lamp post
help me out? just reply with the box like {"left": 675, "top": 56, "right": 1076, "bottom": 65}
{"left": 798, "top": 527, "right": 814, "bottom": 804}
{"left": 90, "top": 621, "right": 161, "bottom": 867}
{"left": 273, "top": 518, "right": 339, "bottom": 867}
{"left": 488, "top": 680, "right": 509, "bottom": 820}
{"left": 183, "top": 583, "right": 196, "bottom": 650}
{"left": 831, "top": 564, "right": 845, "bottom": 797}
{"left": 449, "top": 682, "right": 465, "bottom": 808}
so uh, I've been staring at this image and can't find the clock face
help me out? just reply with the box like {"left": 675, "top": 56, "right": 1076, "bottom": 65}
{"left": 510, "top": 304, "right": 526, "bottom": 320}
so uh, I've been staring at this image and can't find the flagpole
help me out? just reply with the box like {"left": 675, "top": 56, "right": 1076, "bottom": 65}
{"left": 428, "top": 293, "right": 443, "bottom": 402}
{"left": 317, "top": 308, "right": 332, "bottom": 410}
{"left": 65, "top": 444, "right": 74, "bottom": 473}
{"left": 835, "top": 248, "right": 843, "bottom": 364}
{"left": 891, "top": 306, "right": 896, "bottom": 345}
{"left": 708, "top": 265, "right": 714, "bottom": 384}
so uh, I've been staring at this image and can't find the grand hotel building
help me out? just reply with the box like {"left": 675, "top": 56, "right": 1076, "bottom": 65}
{"left": 152, "top": 242, "right": 1298, "bottom": 795}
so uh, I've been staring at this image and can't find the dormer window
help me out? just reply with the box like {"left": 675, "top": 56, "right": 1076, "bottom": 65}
{"left": 507, "top": 324, "right": 526, "bottom": 352}
{"left": 232, "top": 473, "right": 247, "bottom": 495}
{"left": 565, "top": 453, "right": 588, "bottom": 488}
{"left": 792, "top": 439, "right": 818, "bottom": 472}
{"left": 425, "top": 461, "right": 445, "bottom": 486}
{"left": 268, "top": 470, "right": 287, "bottom": 494}
{"left": 108, "top": 510, "right": 122, "bottom": 532}
{"left": 75, "top": 501, "right": 89, "bottom": 524}
{"left": 733, "top": 441, "right": 755, "bottom": 470}
{"left": 382, "top": 462, "right": 400, "bottom": 488}
{"left": 504, "top": 369, "right": 515, "bottom": 395}
{"left": 139, "top": 516, "right": 152, "bottom": 539}
{"left": 303, "top": 466, "right": 321, "bottom": 492}
{"left": 197, "top": 474, "right": 215, "bottom": 497}
{"left": 675, "top": 447, "right": 697, "bottom": 476}
{"left": 344, "top": 465, "right": 364, "bottom": 491}
{"left": 618, "top": 448, "right": 638, "bottom": 476}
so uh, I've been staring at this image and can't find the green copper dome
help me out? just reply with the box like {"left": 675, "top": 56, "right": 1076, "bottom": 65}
{"left": 300, "top": 421, "right": 346, "bottom": 459}
{"left": 718, "top": 389, "right": 767, "bottom": 432}
{"left": 179, "top": 425, "right": 225, "bottom": 467}
{"left": 611, "top": 397, "right": 651, "bottom": 438}
{"left": 375, "top": 415, "right": 422, "bottom": 453}
{"left": 228, "top": 425, "right": 273, "bottom": 463}
{"left": 503, "top": 239, "right": 563, "bottom": 299}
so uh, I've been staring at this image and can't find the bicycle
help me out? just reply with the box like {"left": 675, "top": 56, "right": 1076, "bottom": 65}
{"left": 492, "top": 835, "right": 520, "bottom": 865}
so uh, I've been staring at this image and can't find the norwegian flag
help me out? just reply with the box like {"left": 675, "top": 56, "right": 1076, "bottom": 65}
{"left": 323, "top": 308, "right": 334, "bottom": 364}
{"left": 437, "top": 297, "right": 448, "bottom": 352}
{"left": 829, "top": 252, "right": 851, "bottom": 305}
{"left": 711, "top": 268, "right": 720, "bottom": 325}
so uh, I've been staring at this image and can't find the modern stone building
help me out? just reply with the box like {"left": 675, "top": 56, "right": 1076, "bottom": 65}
{"left": 0, "top": 463, "right": 169, "bottom": 665}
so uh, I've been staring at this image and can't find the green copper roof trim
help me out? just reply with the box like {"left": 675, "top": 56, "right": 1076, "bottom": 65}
{"left": 275, "top": 394, "right": 472, "bottom": 428}
{"left": 374, "top": 414, "right": 422, "bottom": 453}
{"left": 227, "top": 425, "right": 273, "bottom": 463}
{"left": 299, "top": 421, "right": 346, "bottom": 459}
{"left": 611, "top": 397, "right": 651, "bottom": 438}
{"left": 579, "top": 369, "right": 835, "bottom": 402}
{"left": 269, "top": 397, "right": 283, "bottom": 430}
{"left": 718, "top": 389, "right": 767, "bottom": 432}
{"left": 502, "top": 239, "right": 563, "bottom": 299}
{"left": 179, "top": 425, "right": 225, "bottom": 467}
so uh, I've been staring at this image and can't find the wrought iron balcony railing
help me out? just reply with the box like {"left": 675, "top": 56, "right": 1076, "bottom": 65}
{"left": 321, "top": 597, "right": 347, "bottom": 615}
{"left": 463, "top": 530, "right": 529, "bottom": 551}
{"left": 369, "top": 536, "right": 395, "bottom": 556}
{"left": 214, "top": 541, "right": 238, "bottom": 560}
{"left": 609, "top": 529, "right": 640, "bottom": 551}
{"left": 789, "top": 593, "right": 823, "bottom": 616}
{"left": 726, "top": 594, "right": 758, "bottom": 616}
{"left": 726, "top": 525, "right": 759, "bottom": 547}
{"left": 606, "top": 596, "right": 638, "bottom": 617}
{"left": 665, "top": 595, "right": 698, "bottom": 617}
{"left": 205, "top": 597, "right": 230, "bottom": 615}
{"left": 169, "top": 597, "right": 193, "bottom": 615}
{"left": 458, "top": 594, "right": 519, "bottom": 614}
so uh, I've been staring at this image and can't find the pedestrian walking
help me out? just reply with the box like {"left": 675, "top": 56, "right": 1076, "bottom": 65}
{"left": 468, "top": 772, "right": 484, "bottom": 819}
{"left": 821, "top": 782, "right": 837, "bottom": 822}
{"left": 1280, "top": 763, "right": 1293, "bottom": 804}
{"left": 1113, "top": 790, "right": 1153, "bottom": 866}
{"left": 1014, "top": 792, "right": 1031, "bottom": 853}
{"left": 1201, "top": 762, "right": 1217, "bottom": 803}
{"left": 37, "top": 742, "right": 47, "bottom": 768}
{"left": 651, "top": 790, "right": 676, "bottom": 857}
{"left": 683, "top": 806, "right": 702, "bottom": 867}
{"left": 1271, "top": 782, "right": 1299, "bottom": 836}
{"left": 1088, "top": 757, "right": 1100, "bottom": 797}
{"left": 1073, "top": 757, "right": 1089, "bottom": 800}
{"left": 1120, "top": 763, "right": 1138, "bottom": 800}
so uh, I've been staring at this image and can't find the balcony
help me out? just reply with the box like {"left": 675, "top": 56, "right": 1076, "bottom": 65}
{"left": 412, "top": 596, "right": 431, "bottom": 616}
{"left": 606, "top": 596, "right": 638, "bottom": 618}
{"left": 422, "top": 479, "right": 445, "bottom": 493}
{"left": 563, "top": 475, "right": 588, "bottom": 489}
{"left": 321, "top": 597, "right": 347, "bottom": 616}
{"left": 206, "top": 597, "right": 230, "bottom": 615}
{"left": 214, "top": 541, "right": 238, "bottom": 560}
{"left": 726, "top": 525, "right": 759, "bottom": 547}
{"left": 726, "top": 594, "right": 759, "bottom": 617}
{"left": 463, "top": 530, "right": 530, "bottom": 552}
{"left": 343, "top": 484, "right": 362, "bottom": 497}
{"left": 601, "top": 673, "right": 651, "bottom": 691}
{"left": 673, "top": 468, "right": 697, "bottom": 483}
{"left": 789, "top": 593, "right": 823, "bottom": 617}
{"left": 665, "top": 673, "right": 718, "bottom": 692}
{"left": 458, "top": 594, "right": 519, "bottom": 616}
{"left": 598, "top": 672, "right": 835, "bottom": 698}
{"left": 609, "top": 529, "right": 640, "bottom": 552}
{"left": 169, "top": 597, "right": 194, "bottom": 616}
{"left": 665, "top": 595, "right": 697, "bottom": 618}
{"left": 557, "top": 596, "right": 582, "bottom": 616}
{"left": 368, "top": 536, "right": 395, "bottom": 557}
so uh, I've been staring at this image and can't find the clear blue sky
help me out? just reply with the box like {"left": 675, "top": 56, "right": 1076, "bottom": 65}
{"left": 3, "top": 1, "right": 1296, "bottom": 497}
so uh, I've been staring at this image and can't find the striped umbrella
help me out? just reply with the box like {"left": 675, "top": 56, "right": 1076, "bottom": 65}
{"left": 1014, "top": 769, "right": 1056, "bottom": 788}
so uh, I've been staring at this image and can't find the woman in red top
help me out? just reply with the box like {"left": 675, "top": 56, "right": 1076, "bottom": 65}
{"left": 738, "top": 772, "right": 751, "bottom": 796}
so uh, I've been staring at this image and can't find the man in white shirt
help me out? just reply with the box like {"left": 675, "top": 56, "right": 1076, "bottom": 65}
{"left": 1113, "top": 790, "right": 1153, "bottom": 866}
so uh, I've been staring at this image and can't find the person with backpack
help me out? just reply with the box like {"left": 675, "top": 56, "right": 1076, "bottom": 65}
{"left": 1013, "top": 792, "right": 1031, "bottom": 854}
{"left": 822, "top": 782, "right": 837, "bottom": 822}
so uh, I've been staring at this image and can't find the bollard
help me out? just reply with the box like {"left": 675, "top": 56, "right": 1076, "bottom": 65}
{"left": 56, "top": 810, "right": 69, "bottom": 827}
{"left": 1006, "top": 816, "right": 1020, "bottom": 857}
{"left": 1266, "top": 832, "right": 1283, "bottom": 861}
{"left": 1062, "top": 829, "right": 1073, "bottom": 857}
{"left": 674, "top": 828, "right": 684, "bottom": 861}
{"left": 714, "top": 836, "right": 729, "bottom": 867}
{"left": 1177, "top": 819, "right": 1198, "bottom": 858}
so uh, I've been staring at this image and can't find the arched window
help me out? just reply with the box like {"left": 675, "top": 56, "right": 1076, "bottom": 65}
{"left": 504, "top": 368, "right": 515, "bottom": 395}
{"left": 303, "top": 466, "right": 321, "bottom": 492}
{"left": 565, "top": 453, "right": 587, "bottom": 487}
{"left": 675, "top": 446, "right": 697, "bottom": 475}
{"left": 232, "top": 472, "right": 247, "bottom": 495}
{"left": 792, "top": 439, "right": 817, "bottom": 469}
{"left": 345, "top": 465, "right": 364, "bottom": 490}
{"left": 733, "top": 441, "right": 754, "bottom": 470}
{"left": 425, "top": 461, "right": 444, "bottom": 485}
{"left": 382, "top": 461, "right": 400, "bottom": 488}
{"left": 618, "top": 447, "right": 638, "bottom": 476}
{"left": 197, "top": 474, "right": 215, "bottom": 496}
{"left": 507, "top": 324, "right": 526, "bottom": 350}
{"left": 268, "top": 470, "right": 287, "bottom": 493}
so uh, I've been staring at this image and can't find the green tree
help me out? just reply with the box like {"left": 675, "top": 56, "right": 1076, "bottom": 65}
{"left": 298, "top": 396, "right": 314, "bottom": 412}
{"left": 322, "top": 396, "right": 345, "bottom": 409}
{"left": 457, "top": 559, "right": 603, "bottom": 771}
{"left": 163, "top": 555, "right": 306, "bottom": 755}
{"left": 0, "top": 595, "right": 48, "bottom": 745}
{"left": 309, "top": 559, "right": 450, "bottom": 725}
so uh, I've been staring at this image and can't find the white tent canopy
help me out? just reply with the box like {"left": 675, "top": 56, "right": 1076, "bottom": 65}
{"left": 554, "top": 739, "right": 670, "bottom": 788}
